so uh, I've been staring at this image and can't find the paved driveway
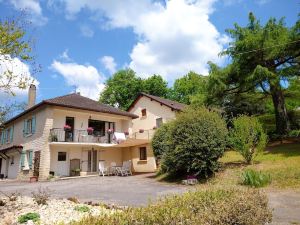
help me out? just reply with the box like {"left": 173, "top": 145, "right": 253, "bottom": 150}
{"left": 0, "top": 174, "right": 190, "bottom": 206}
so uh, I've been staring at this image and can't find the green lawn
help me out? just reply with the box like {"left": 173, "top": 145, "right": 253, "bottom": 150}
{"left": 214, "top": 143, "right": 300, "bottom": 189}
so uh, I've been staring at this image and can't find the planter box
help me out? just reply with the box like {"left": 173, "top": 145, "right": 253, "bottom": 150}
{"left": 30, "top": 176, "right": 38, "bottom": 183}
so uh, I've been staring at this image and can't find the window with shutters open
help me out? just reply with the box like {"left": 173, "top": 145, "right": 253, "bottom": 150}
{"left": 23, "top": 116, "right": 36, "bottom": 137}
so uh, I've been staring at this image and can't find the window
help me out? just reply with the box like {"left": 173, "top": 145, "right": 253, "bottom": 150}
{"left": 139, "top": 147, "right": 147, "bottom": 160}
{"left": 24, "top": 116, "right": 36, "bottom": 136}
{"left": 0, "top": 131, "right": 2, "bottom": 145}
{"left": 88, "top": 119, "right": 106, "bottom": 136}
{"left": 141, "top": 108, "right": 147, "bottom": 117}
{"left": 26, "top": 118, "right": 32, "bottom": 134}
{"left": 156, "top": 118, "right": 163, "bottom": 128}
{"left": 58, "top": 152, "right": 67, "bottom": 161}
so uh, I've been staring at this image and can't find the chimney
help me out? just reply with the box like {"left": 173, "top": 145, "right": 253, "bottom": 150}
{"left": 27, "top": 84, "right": 36, "bottom": 109}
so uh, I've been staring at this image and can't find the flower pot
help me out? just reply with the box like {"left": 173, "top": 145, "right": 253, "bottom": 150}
{"left": 139, "top": 129, "right": 144, "bottom": 133}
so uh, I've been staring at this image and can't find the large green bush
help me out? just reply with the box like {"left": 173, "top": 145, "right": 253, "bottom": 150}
{"left": 153, "top": 107, "right": 228, "bottom": 178}
{"left": 230, "top": 115, "right": 267, "bottom": 164}
{"left": 151, "top": 122, "right": 173, "bottom": 161}
{"left": 73, "top": 188, "right": 272, "bottom": 225}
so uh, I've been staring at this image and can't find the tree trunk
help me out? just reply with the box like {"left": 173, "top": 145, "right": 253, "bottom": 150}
{"left": 270, "top": 83, "right": 290, "bottom": 135}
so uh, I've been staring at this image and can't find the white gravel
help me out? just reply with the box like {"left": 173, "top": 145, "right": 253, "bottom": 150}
{"left": 0, "top": 196, "right": 116, "bottom": 225}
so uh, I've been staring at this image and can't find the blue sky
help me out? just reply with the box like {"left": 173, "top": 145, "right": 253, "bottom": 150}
{"left": 0, "top": 0, "right": 298, "bottom": 103}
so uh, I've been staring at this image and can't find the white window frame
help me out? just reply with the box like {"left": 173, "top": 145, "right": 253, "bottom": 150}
{"left": 26, "top": 118, "right": 33, "bottom": 136}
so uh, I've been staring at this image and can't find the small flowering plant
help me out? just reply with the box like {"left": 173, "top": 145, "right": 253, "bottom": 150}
{"left": 87, "top": 127, "right": 94, "bottom": 135}
{"left": 124, "top": 131, "right": 129, "bottom": 135}
{"left": 107, "top": 128, "right": 114, "bottom": 134}
{"left": 139, "top": 129, "right": 144, "bottom": 133}
{"left": 63, "top": 125, "right": 71, "bottom": 131}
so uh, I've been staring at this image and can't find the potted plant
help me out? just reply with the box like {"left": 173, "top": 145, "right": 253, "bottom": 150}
{"left": 124, "top": 131, "right": 129, "bottom": 136}
{"left": 139, "top": 129, "right": 144, "bottom": 133}
{"left": 87, "top": 127, "right": 94, "bottom": 135}
{"left": 63, "top": 125, "right": 71, "bottom": 131}
{"left": 50, "top": 133, "right": 58, "bottom": 142}
{"left": 107, "top": 128, "right": 114, "bottom": 134}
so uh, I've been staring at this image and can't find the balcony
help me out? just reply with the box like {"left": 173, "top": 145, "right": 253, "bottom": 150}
{"left": 49, "top": 128, "right": 112, "bottom": 143}
{"left": 49, "top": 128, "right": 156, "bottom": 145}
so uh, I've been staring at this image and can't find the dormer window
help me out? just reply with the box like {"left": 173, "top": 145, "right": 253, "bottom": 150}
{"left": 141, "top": 108, "right": 147, "bottom": 117}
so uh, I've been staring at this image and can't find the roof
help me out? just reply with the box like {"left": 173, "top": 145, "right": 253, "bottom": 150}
{"left": 127, "top": 92, "right": 186, "bottom": 112}
{"left": 3, "top": 93, "right": 138, "bottom": 125}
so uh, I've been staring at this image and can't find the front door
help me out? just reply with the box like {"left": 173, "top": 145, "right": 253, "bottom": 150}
{"left": 65, "top": 117, "right": 74, "bottom": 142}
{"left": 57, "top": 151, "right": 69, "bottom": 176}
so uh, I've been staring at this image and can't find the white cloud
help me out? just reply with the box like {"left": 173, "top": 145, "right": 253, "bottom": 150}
{"left": 0, "top": 54, "right": 39, "bottom": 101}
{"left": 9, "top": 0, "right": 48, "bottom": 26}
{"left": 100, "top": 56, "right": 117, "bottom": 74}
{"left": 79, "top": 24, "right": 94, "bottom": 38}
{"left": 50, "top": 60, "right": 105, "bottom": 100}
{"left": 59, "top": 49, "right": 72, "bottom": 61}
{"left": 57, "top": 0, "right": 227, "bottom": 81}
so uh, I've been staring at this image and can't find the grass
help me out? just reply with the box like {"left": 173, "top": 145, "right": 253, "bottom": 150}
{"left": 215, "top": 143, "right": 300, "bottom": 189}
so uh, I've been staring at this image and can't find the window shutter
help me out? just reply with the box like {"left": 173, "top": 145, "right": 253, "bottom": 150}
{"left": 3, "top": 129, "right": 7, "bottom": 143}
{"left": 20, "top": 150, "right": 26, "bottom": 168}
{"left": 1, "top": 131, "right": 4, "bottom": 145}
{"left": 28, "top": 150, "right": 33, "bottom": 169}
{"left": 10, "top": 126, "right": 14, "bottom": 142}
{"left": 32, "top": 116, "right": 36, "bottom": 134}
{"left": 23, "top": 120, "right": 27, "bottom": 137}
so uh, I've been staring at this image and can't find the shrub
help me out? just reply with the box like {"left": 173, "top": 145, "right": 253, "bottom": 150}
{"left": 72, "top": 188, "right": 272, "bottom": 225}
{"left": 18, "top": 212, "right": 40, "bottom": 223}
{"left": 32, "top": 186, "right": 51, "bottom": 205}
{"left": 241, "top": 169, "right": 272, "bottom": 188}
{"left": 230, "top": 115, "right": 267, "bottom": 164}
{"left": 74, "top": 205, "right": 90, "bottom": 212}
{"left": 159, "top": 107, "right": 228, "bottom": 178}
{"left": 151, "top": 122, "right": 174, "bottom": 161}
{"left": 0, "top": 191, "right": 21, "bottom": 201}
{"left": 288, "top": 129, "right": 300, "bottom": 137}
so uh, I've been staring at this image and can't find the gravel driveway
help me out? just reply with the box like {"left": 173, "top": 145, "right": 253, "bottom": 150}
{"left": 0, "top": 174, "right": 190, "bottom": 206}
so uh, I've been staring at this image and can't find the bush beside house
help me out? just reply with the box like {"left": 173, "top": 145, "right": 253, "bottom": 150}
{"left": 152, "top": 107, "right": 228, "bottom": 178}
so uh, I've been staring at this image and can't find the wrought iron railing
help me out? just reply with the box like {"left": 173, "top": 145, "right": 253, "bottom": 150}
{"left": 131, "top": 129, "right": 156, "bottom": 140}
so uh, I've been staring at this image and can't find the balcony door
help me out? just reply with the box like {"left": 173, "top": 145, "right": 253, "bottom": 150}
{"left": 65, "top": 117, "right": 74, "bottom": 142}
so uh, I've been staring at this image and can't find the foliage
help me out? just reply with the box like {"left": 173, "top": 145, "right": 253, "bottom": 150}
{"left": 219, "top": 143, "right": 300, "bottom": 188}
{"left": 142, "top": 74, "right": 169, "bottom": 97}
{"left": 158, "top": 107, "right": 228, "bottom": 178}
{"left": 67, "top": 196, "right": 80, "bottom": 204}
{"left": 74, "top": 205, "right": 90, "bottom": 213}
{"left": 32, "top": 186, "right": 51, "bottom": 205}
{"left": 18, "top": 212, "right": 40, "bottom": 223}
{"left": 0, "top": 191, "right": 21, "bottom": 201}
{"left": 230, "top": 116, "right": 267, "bottom": 164}
{"left": 241, "top": 169, "right": 272, "bottom": 188}
{"left": 207, "top": 13, "right": 300, "bottom": 135}
{"left": 169, "top": 71, "right": 208, "bottom": 105}
{"left": 73, "top": 188, "right": 272, "bottom": 225}
{"left": 0, "top": 14, "right": 38, "bottom": 95}
{"left": 99, "top": 69, "right": 143, "bottom": 110}
{"left": 288, "top": 129, "right": 300, "bottom": 137}
{"left": 151, "top": 122, "right": 174, "bottom": 161}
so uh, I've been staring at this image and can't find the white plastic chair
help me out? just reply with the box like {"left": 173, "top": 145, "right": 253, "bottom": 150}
{"left": 98, "top": 160, "right": 108, "bottom": 177}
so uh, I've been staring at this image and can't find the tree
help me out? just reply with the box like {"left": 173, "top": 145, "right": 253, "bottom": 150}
{"left": 99, "top": 69, "right": 143, "bottom": 110}
{"left": 229, "top": 115, "right": 267, "bottom": 164}
{"left": 0, "top": 15, "right": 37, "bottom": 95}
{"left": 169, "top": 71, "right": 208, "bottom": 105}
{"left": 208, "top": 13, "right": 300, "bottom": 135}
{"left": 142, "top": 74, "right": 169, "bottom": 97}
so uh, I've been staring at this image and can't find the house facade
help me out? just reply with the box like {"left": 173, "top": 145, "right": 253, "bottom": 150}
{"left": 127, "top": 92, "right": 186, "bottom": 136}
{"left": 0, "top": 88, "right": 184, "bottom": 181}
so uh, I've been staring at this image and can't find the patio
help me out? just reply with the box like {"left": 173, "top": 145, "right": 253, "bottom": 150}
{"left": 0, "top": 173, "right": 191, "bottom": 206}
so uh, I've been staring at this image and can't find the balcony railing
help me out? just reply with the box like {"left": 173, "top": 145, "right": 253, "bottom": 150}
{"left": 49, "top": 128, "right": 157, "bottom": 144}
{"left": 49, "top": 128, "right": 111, "bottom": 143}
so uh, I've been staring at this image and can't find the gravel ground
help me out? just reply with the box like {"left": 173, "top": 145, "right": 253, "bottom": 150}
{"left": 0, "top": 196, "right": 116, "bottom": 225}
